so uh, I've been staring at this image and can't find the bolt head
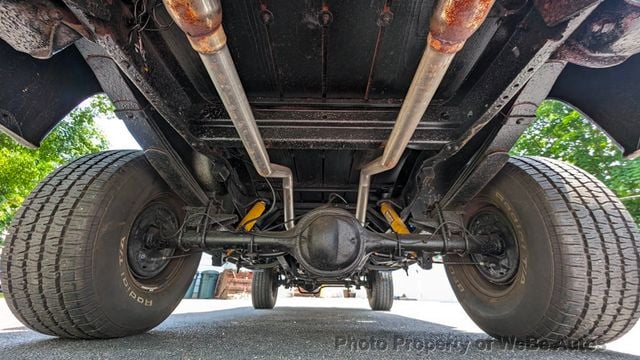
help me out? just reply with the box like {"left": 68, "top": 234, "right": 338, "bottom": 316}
{"left": 378, "top": 11, "right": 394, "bottom": 27}
{"left": 261, "top": 10, "right": 274, "bottom": 25}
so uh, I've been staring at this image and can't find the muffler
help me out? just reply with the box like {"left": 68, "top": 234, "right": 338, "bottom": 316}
{"left": 164, "top": 0, "right": 295, "bottom": 229}
{"left": 355, "top": 0, "right": 496, "bottom": 224}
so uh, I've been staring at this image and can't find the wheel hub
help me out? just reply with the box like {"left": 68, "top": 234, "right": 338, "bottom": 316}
{"left": 127, "top": 203, "right": 179, "bottom": 279}
{"left": 469, "top": 209, "right": 519, "bottom": 285}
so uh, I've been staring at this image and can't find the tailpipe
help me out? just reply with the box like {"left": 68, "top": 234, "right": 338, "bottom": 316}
{"left": 355, "top": 0, "right": 495, "bottom": 224}
{"left": 164, "top": 0, "right": 295, "bottom": 229}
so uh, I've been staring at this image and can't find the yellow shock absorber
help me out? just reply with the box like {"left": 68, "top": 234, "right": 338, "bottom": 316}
{"left": 380, "top": 201, "right": 410, "bottom": 235}
{"left": 381, "top": 201, "right": 417, "bottom": 258}
{"left": 237, "top": 200, "right": 267, "bottom": 231}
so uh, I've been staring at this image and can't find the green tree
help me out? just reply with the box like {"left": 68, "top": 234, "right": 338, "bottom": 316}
{"left": 511, "top": 100, "right": 640, "bottom": 224}
{"left": 0, "top": 95, "right": 110, "bottom": 239}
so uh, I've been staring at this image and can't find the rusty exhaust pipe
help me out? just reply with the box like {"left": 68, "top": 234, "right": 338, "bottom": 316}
{"left": 355, "top": 0, "right": 496, "bottom": 224}
{"left": 164, "top": 0, "right": 295, "bottom": 229}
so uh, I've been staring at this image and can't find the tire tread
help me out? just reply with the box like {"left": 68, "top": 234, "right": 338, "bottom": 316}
{"left": 368, "top": 271, "right": 393, "bottom": 311}
{"left": 251, "top": 269, "right": 277, "bottom": 309}
{"left": 1, "top": 150, "right": 141, "bottom": 338}
{"left": 510, "top": 156, "right": 640, "bottom": 344}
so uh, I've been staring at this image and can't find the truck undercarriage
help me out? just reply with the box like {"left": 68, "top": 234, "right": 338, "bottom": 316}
{"left": 1, "top": 0, "right": 639, "bottom": 345}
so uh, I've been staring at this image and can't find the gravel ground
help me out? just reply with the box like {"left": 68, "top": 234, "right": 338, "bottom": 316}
{"left": 0, "top": 297, "right": 638, "bottom": 359}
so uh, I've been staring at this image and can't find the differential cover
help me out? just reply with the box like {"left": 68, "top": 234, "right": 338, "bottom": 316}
{"left": 296, "top": 209, "right": 365, "bottom": 277}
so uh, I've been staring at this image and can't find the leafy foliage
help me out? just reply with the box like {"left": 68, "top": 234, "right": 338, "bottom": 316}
{"left": 0, "top": 96, "right": 110, "bottom": 239}
{"left": 511, "top": 100, "right": 640, "bottom": 224}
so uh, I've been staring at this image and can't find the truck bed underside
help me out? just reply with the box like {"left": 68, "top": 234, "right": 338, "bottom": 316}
{"left": 1, "top": 0, "right": 639, "bottom": 229}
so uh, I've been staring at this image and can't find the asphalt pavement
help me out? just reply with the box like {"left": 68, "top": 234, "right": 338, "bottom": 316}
{"left": 0, "top": 297, "right": 638, "bottom": 359}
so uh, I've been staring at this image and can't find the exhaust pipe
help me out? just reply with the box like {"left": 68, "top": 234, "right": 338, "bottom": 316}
{"left": 164, "top": 0, "right": 295, "bottom": 229}
{"left": 355, "top": 0, "right": 496, "bottom": 224}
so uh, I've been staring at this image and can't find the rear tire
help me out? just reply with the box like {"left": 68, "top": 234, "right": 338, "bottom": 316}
{"left": 251, "top": 268, "right": 279, "bottom": 309}
{"left": 0, "top": 151, "right": 201, "bottom": 339}
{"left": 445, "top": 156, "right": 640, "bottom": 346}
{"left": 367, "top": 271, "right": 394, "bottom": 311}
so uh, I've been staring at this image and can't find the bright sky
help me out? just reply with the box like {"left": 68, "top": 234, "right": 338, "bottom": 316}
{"left": 95, "top": 116, "right": 141, "bottom": 150}
{"left": 77, "top": 97, "right": 141, "bottom": 150}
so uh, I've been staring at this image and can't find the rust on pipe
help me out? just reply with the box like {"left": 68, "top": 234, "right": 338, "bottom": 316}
{"left": 355, "top": 0, "right": 495, "bottom": 224}
{"left": 163, "top": 0, "right": 295, "bottom": 229}
{"left": 163, "top": 0, "right": 226, "bottom": 53}
{"left": 429, "top": 0, "right": 496, "bottom": 54}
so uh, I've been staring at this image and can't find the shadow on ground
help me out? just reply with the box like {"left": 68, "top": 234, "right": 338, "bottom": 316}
{"left": 0, "top": 306, "right": 636, "bottom": 359}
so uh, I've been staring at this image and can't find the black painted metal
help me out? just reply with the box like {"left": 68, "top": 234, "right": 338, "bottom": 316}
{"left": 441, "top": 61, "right": 567, "bottom": 210}
{"left": 0, "top": 41, "right": 101, "bottom": 147}
{"left": 401, "top": 7, "right": 598, "bottom": 217}
{"left": 127, "top": 202, "right": 179, "bottom": 279}
{"left": 469, "top": 208, "right": 520, "bottom": 285}
{"left": 3, "top": 0, "right": 634, "bottom": 230}
{"left": 0, "top": 0, "right": 86, "bottom": 59}
{"left": 173, "top": 208, "right": 500, "bottom": 278}
{"left": 550, "top": 53, "right": 640, "bottom": 157}
{"left": 75, "top": 39, "right": 209, "bottom": 206}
